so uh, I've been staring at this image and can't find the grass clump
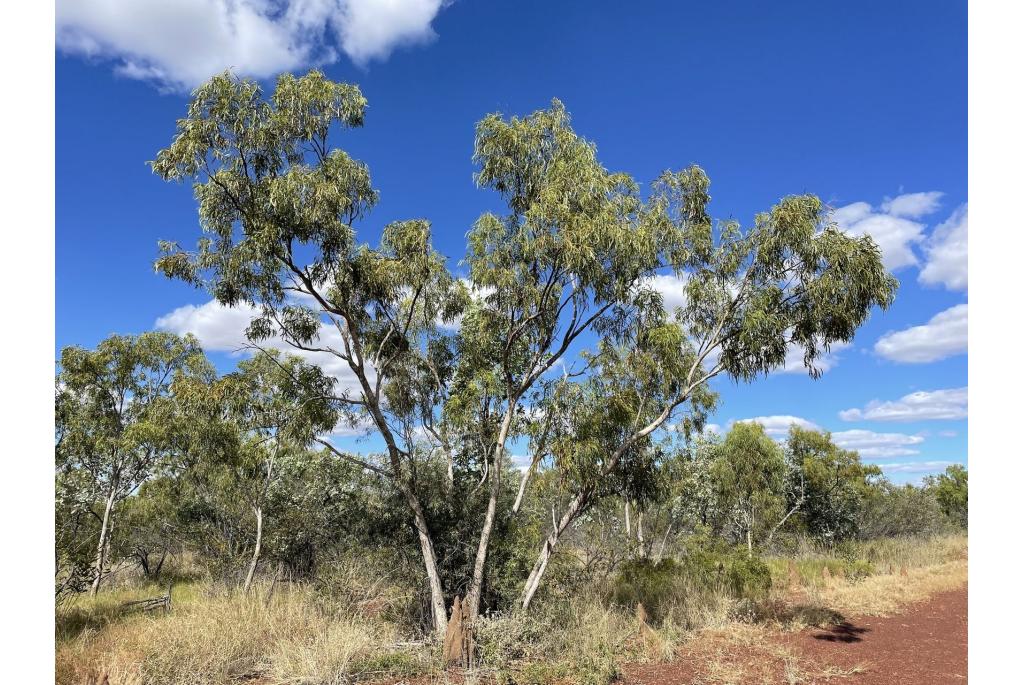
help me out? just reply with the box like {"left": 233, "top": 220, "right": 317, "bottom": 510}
{"left": 56, "top": 582, "right": 428, "bottom": 685}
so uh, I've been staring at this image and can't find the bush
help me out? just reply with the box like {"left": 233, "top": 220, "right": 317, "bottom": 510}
{"left": 610, "top": 545, "right": 772, "bottom": 623}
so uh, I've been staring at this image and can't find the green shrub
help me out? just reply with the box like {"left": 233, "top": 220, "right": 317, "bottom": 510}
{"left": 610, "top": 558, "right": 682, "bottom": 620}
{"left": 723, "top": 553, "right": 772, "bottom": 599}
{"left": 609, "top": 545, "right": 773, "bottom": 622}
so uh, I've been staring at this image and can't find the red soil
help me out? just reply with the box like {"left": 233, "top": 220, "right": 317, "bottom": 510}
{"left": 623, "top": 586, "right": 967, "bottom": 684}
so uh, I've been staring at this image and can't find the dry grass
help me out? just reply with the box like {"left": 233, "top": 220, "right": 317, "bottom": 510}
{"left": 809, "top": 558, "right": 966, "bottom": 617}
{"left": 56, "top": 536, "right": 967, "bottom": 685}
{"left": 675, "top": 622, "right": 867, "bottom": 685}
{"left": 771, "top": 534, "right": 967, "bottom": 619}
{"left": 56, "top": 582, "right": 430, "bottom": 685}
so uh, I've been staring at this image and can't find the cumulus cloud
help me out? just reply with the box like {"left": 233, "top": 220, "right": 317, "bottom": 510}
{"left": 645, "top": 273, "right": 689, "bottom": 315}
{"left": 736, "top": 415, "right": 820, "bottom": 438}
{"left": 831, "top": 429, "right": 924, "bottom": 458}
{"left": 156, "top": 298, "right": 365, "bottom": 393}
{"left": 839, "top": 387, "right": 967, "bottom": 422}
{"left": 873, "top": 304, "right": 967, "bottom": 363}
{"left": 880, "top": 191, "right": 944, "bottom": 218}
{"left": 155, "top": 299, "right": 261, "bottom": 353}
{"left": 777, "top": 339, "right": 851, "bottom": 375}
{"left": 56, "top": 0, "right": 450, "bottom": 90}
{"left": 918, "top": 205, "right": 968, "bottom": 291}
{"left": 832, "top": 192, "right": 944, "bottom": 271}
{"left": 874, "top": 460, "right": 958, "bottom": 476}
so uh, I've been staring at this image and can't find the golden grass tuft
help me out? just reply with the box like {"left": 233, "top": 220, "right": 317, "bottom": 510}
{"left": 56, "top": 582, "right": 427, "bottom": 685}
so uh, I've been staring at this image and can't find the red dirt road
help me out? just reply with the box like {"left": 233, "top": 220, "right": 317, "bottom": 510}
{"left": 623, "top": 586, "right": 967, "bottom": 684}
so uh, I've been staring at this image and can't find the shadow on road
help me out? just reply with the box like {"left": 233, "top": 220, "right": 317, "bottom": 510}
{"left": 812, "top": 621, "right": 870, "bottom": 643}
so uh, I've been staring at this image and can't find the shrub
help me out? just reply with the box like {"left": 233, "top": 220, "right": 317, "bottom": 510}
{"left": 610, "top": 545, "right": 772, "bottom": 623}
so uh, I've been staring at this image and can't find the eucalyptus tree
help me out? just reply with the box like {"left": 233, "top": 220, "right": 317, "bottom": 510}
{"left": 925, "top": 464, "right": 967, "bottom": 529}
{"left": 446, "top": 101, "right": 682, "bottom": 620}
{"left": 779, "top": 426, "right": 882, "bottom": 544}
{"left": 455, "top": 102, "right": 898, "bottom": 610}
{"left": 55, "top": 332, "right": 209, "bottom": 595}
{"left": 223, "top": 352, "right": 337, "bottom": 590}
{"left": 151, "top": 71, "right": 464, "bottom": 635}
{"left": 709, "top": 422, "right": 788, "bottom": 553}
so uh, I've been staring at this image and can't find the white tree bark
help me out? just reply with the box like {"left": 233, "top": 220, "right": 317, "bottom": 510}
{"left": 89, "top": 484, "right": 117, "bottom": 597}
{"left": 242, "top": 505, "right": 263, "bottom": 592}
{"left": 406, "top": 492, "right": 449, "bottom": 638}
{"left": 465, "top": 408, "right": 516, "bottom": 622}
{"left": 520, "top": 491, "right": 589, "bottom": 610}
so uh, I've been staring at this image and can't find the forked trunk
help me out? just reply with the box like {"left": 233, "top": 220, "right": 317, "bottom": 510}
{"left": 520, "top": 491, "right": 589, "bottom": 611}
{"left": 153, "top": 549, "right": 167, "bottom": 581}
{"left": 465, "top": 409, "right": 516, "bottom": 623}
{"left": 243, "top": 505, "right": 263, "bottom": 592}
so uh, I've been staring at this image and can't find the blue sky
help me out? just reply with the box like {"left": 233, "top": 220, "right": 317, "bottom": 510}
{"left": 56, "top": 0, "right": 967, "bottom": 482}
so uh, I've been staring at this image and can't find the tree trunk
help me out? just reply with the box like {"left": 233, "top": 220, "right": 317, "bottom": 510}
{"left": 405, "top": 490, "right": 448, "bottom": 638}
{"left": 243, "top": 505, "right": 263, "bottom": 592}
{"left": 520, "top": 490, "right": 590, "bottom": 611}
{"left": 636, "top": 510, "right": 645, "bottom": 550}
{"left": 153, "top": 549, "right": 167, "bottom": 581}
{"left": 90, "top": 486, "right": 117, "bottom": 597}
{"left": 465, "top": 409, "right": 516, "bottom": 623}
{"left": 749, "top": 503, "right": 757, "bottom": 553}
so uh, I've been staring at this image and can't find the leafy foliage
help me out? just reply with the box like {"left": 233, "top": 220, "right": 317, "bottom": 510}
{"left": 926, "top": 464, "right": 968, "bottom": 529}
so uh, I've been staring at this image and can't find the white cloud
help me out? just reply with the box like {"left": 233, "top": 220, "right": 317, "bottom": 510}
{"left": 839, "top": 386, "right": 967, "bottom": 422}
{"left": 509, "top": 454, "right": 533, "bottom": 472}
{"left": 333, "top": 0, "right": 447, "bottom": 65}
{"left": 831, "top": 429, "right": 924, "bottom": 458}
{"left": 874, "top": 304, "right": 967, "bottom": 363}
{"left": 736, "top": 415, "right": 820, "bottom": 438}
{"left": 880, "top": 191, "right": 944, "bottom": 218}
{"left": 938, "top": 430, "right": 958, "bottom": 438}
{"left": 874, "top": 460, "right": 957, "bottom": 476}
{"left": 56, "top": 0, "right": 449, "bottom": 90}
{"left": 330, "top": 415, "right": 375, "bottom": 438}
{"left": 645, "top": 274, "right": 689, "bottom": 314}
{"left": 155, "top": 299, "right": 261, "bottom": 353}
{"left": 156, "top": 298, "right": 365, "bottom": 393}
{"left": 919, "top": 205, "right": 968, "bottom": 291}
{"left": 777, "top": 339, "right": 851, "bottom": 375}
{"left": 832, "top": 191, "right": 945, "bottom": 272}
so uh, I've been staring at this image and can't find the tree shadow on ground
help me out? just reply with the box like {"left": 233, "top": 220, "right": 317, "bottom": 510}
{"left": 757, "top": 600, "right": 846, "bottom": 628}
{"left": 812, "top": 621, "right": 870, "bottom": 643}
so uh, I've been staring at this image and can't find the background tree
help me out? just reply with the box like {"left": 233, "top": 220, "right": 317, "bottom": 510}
{"left": 173, "top": 351, "right": 337, "bottom": 590}
{"left": 56, "top": 332, "right": 209, "bottom": 595}
{"left": 116, "top": 476, "right": 182, "bottom": 581}
{"left": 857, "top": 480, "right": 948, "bottom": 539}
{"left": 710, "top": 423, "right": 787, "bottom": 553}
{"left": 778, "top": 426, "right": 882, "bottom": 545}
{"left": 926, "top": 464, "right": 968, "bottom": 530}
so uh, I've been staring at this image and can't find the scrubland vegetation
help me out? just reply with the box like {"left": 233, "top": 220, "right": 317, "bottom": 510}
{"left": 57, "top": 532, "right": 966, "bottom": 685}
{"left": 56, "top": 70, "right": 967, "bottom": 685}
